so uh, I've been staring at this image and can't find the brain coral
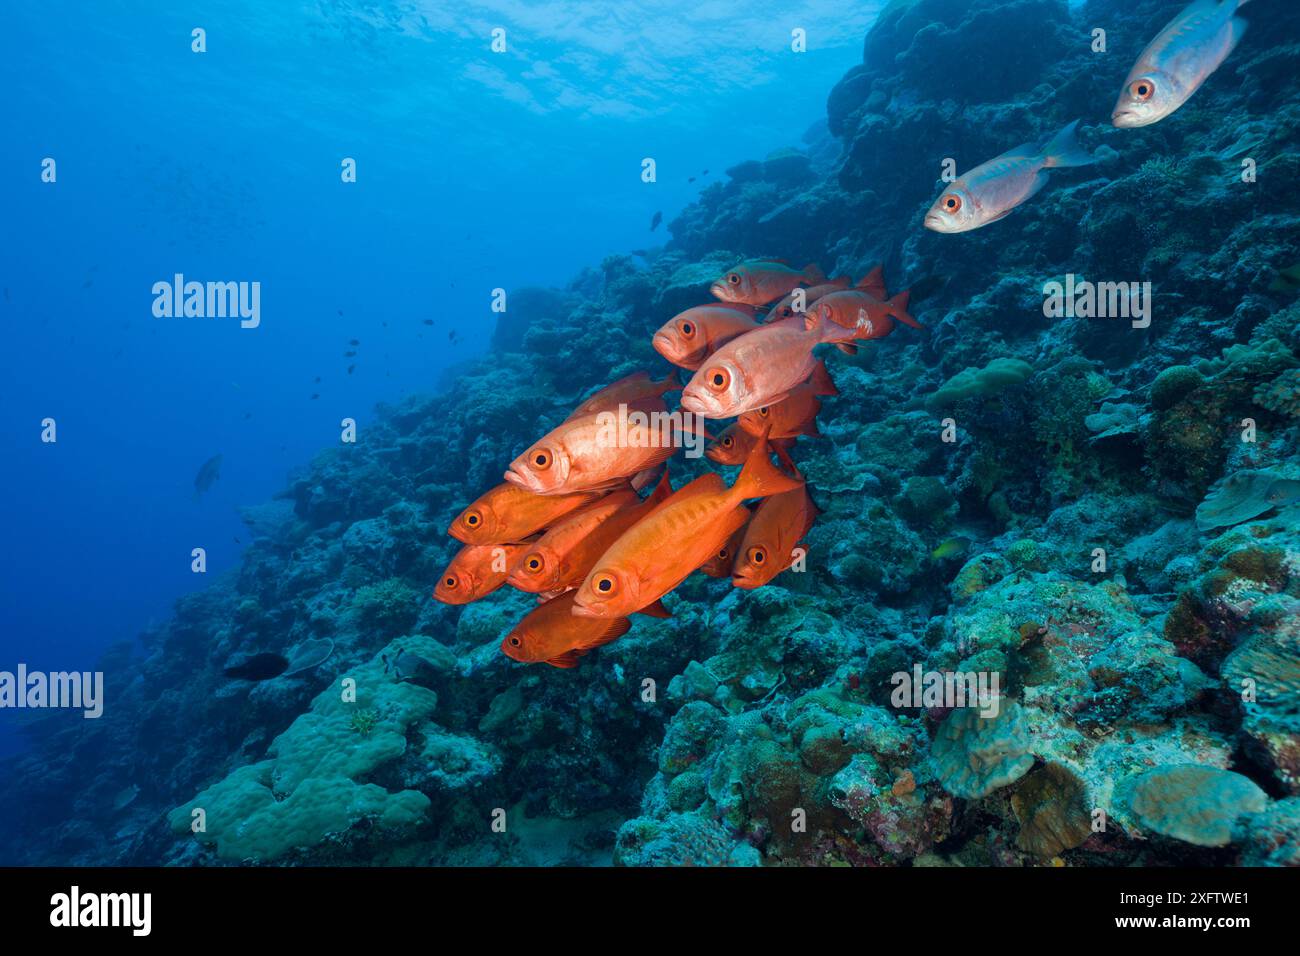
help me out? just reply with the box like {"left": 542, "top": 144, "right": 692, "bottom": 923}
{"left": 1124, "top": 764, "right": 1269, "bottom": 847}
{"left": 930, "top": 700, "right": 1035, "bottom": 799}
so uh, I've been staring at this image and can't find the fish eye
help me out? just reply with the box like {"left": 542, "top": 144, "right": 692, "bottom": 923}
{"left": 444, "top": 576, "right": 457, "bottom": 588}
{"left": 1131, "top": 79, "right": 1155, "bottom": 101}
{"left": 595, "top": 573, "right": 618, "bottom": 594}
{"left": 758, "top": 407, "right": 769, "bottom": 418}
{"left": 508, "top": 636, "right": 522, "bottom": 648}
{"left": 748, "top": 547, "right": 767, "bottom": 565}
{"left": 942, "top": 194, "right": 962, "bottom": 213}
{"left": 526, "top": 555, "right": 543, "bottom": 572}
{"left": 705, "top": 367, "right": 731, "bottom": 392}
{"left": 531, "top": 448, "right": 552, "bottom": 470}
{"left": 727, "top": 273, "right": 740, "bottom": 285}
{"left": 722, "top": 436, "right": 733, "bottom": 448}
{"left": 680, "top": 321, "right": 695, "bottom": 337}
{"left": 464, "top": 511, "right": 481, "bottom": 527}
{"left": 718, "top": 547, "right": 729, "bottom": 559}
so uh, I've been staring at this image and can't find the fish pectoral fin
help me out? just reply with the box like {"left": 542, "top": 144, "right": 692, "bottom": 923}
{"left": 634, "top": 599, "right": 672, "bottom": 619}
{"left": 579, "top": 618, "right": 633, "bottom": 648}
{"left": 544, "top": 651, "right": 584, "bottom": 669}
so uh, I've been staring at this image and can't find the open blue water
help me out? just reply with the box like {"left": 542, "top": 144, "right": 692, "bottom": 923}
{"left": 0, "top": 0, "right": 882, "bottom": 758}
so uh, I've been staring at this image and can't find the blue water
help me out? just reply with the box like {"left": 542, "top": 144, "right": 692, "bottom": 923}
{"left": 0, "top": 0, "right": 881, "bottom": 758}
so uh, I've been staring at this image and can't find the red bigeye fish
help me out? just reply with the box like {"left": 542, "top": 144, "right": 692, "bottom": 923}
{"left": 505, "top": 398, "right": 704, "bottom": 495}
{"left": 680, "top": 312, "right": 855, "bottom": 419}
{"left": 705, "top": 423, "right": 795, "bottom": 466}
{"left": 767, "top": 276, "right": 852, "bottom": 322}
{"left": 710, "top": 260, "right": 826, "bottom": 306}
{"left": 1113, "top": 0, "right": 1253, "bottom": 129}
{"left": 923, "top": 120, "right": 1093, "bottom": 233}
{"left": 572, "top": 432, "right": 801, "bottom": 619}
{"left": 435, "top": 541, "right": 533, "bottom": 604}
{"left": 566, "top": 371, "right": 679, "bottom": 421}
{"left": 449, "top": 482, "right": 605, "bottom": 544}
{"left": 737, "top": 361, "right": 837, "bottom": 439}
{"left": 699, "top": 518, "right": 750, "bottom": 578}
{"left": 732, "top": 484, "right": 818, "bottom": 590}
{"left": 509, "top": 474, "right": 671, "bottom": 593}
{"left": 652, "top": 304, "right": 760, "bottom": 371}
{"left": 811, "top": 289, "right": 920, "bottom": 340}
{"left": 500, "top": 590, "right": 633, "bottom": 668}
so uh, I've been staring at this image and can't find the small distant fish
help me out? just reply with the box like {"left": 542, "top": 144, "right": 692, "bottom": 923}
{"left": 223, "top": 652, "right": 289, "bottom": 681}
{"left": 448, "top": 330, "right": 458, "bottom": 343}
{"left": 1113, "top": 0, "right": 1253, "bottom": 129}
{"left": 311, "top": 393, "right": 319, "bottom": 400}
{"left": 383, "top": 649, "right": 442, "bottom": 689}
{"left": 314, "top": 376, "right": 321, "bottom": 383}
{"left": 348, "top": 339, "right": 360, "bottom": 346}
{"left": 923, "top": 120, "right": 1093, "bottom": 233}
{"left": 193, "top": 454, "right": 222, "bottom": 497}
{"left": 711, "top": 260, "right": 826, "bottom": 306}
{"left": 344, "top": 350, "right": 357, "bottom": 357}
{"left": 688, "top": 176, "right": 696, "bottom": 183}
{"left": 702, "top": 169, "right": 709, "bottom": 176}
{"left": 650, "top": 210, "right": 662, "bottom": 231}
{"left": 423, "top": 319, "right": 434, "bottom": 326}
{"left": 347, "top": 364, "right": 356, "bottom": 375}
{"left": 337, "top": 309, "right": 343, "bottom": 316}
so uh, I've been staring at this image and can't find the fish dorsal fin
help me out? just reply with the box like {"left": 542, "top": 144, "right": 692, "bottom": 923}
{"left": 647, "top": 468, "right": 674, "bottom": 505}
{"left": 855, "top": 265, "right": 887, "bottom": 299}
{"left": 579, "top": 617, "right": 632, "bottom": 649}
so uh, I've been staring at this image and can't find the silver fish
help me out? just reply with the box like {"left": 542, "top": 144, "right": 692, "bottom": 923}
{"left": 1113, "top": 0, "right": 1253, "bottom": 129}
{"left": 923, "top": 121, "right": 1093, "bottom": 234}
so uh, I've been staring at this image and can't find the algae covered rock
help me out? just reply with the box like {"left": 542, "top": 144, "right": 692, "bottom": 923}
{"left": 930, "top": 701, "right": 1035, "bottom": 799}
{"left": 1122, "top": 765, "right": 1269, "bottom": 848}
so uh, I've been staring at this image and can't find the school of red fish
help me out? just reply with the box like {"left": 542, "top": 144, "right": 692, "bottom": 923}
{"left": 435, "top": 260, "right": 920, "bottom": 668}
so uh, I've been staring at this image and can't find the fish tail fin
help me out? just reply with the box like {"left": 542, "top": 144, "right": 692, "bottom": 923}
{"left": 856, "top": 265, "right": 887, "bottom": 299}
{"left": 647, "top": 467, "right": 673, "bottom": 505}
{"left": 773, "top": 440, "right": 802, "bottom": 480}
{"left": 809, "top": 359, "right": 838, "bottom": 397}
{"left": 734, "top": 428, "right": 803, "bottom": 500}
{"left": 889, "top": 290, "right": 923, "bottom": 329}
{"left": 802, "top": 263, "right": 826, "bottom": 285}
{"left": 1041, "top": 119, "right": 1094, "bottom": 169}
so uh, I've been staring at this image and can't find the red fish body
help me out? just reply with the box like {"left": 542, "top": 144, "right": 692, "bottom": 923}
{"left": 652, "top": 305, "right": 760, "bottom": 371}
{"left": 566, "top": 371, "right": 678, "bottom": 421}
{"left": 811, "top": 289, "right": 919, "bottom": 340}
{"left": 435, "top": 541, "right": 533, "bottom": 604}
{"left": 732, "top": 484, "right": 818, "bottom": 590}
{"left": 710, "top": 260, "right": 826, "bottom": 306}
{"left": 449, "top": 482, "right": 604, "bottom": 544}
{"left": 500, "top": 590, "right": 632, "bottom": 668}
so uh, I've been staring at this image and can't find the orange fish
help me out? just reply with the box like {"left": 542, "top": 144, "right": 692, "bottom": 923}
{"left": 732, "top": 484, "right": 818, "bottom": 590}
{"left": 652, "top": 304, "right": 760, "bottom": 371}
{"left": 811, "top": 289, "right": 920, "bottom": 341}
{"left": 566, "top": 371, "right": 678, "bottom": 421}
{"left": 572, "top": 432, "right": 801, "bottom": 618}
{"left": 706, "top": 423, "right": 797, "bottom": 467}
{"left": 509, "top": 475, "right": 671, "bottom": 593}
{"left": 448, "top": 482, "right": 604, "bottom": 544}
{"left": 767, "top": 276, "right": 852, "bottom": 322}
{"left": 737, "top": 361, "right": 837, "bottom": 439}
{"left": 435, "top": 541, "right": 532, "bottom": 604}
{"left": 680, "top": 312, "right": 854, "bottom": 418}
{"left": 699, "top": 518, "right": 750, "bottom": 578}
{"left": 710, "top": 260, "right": 826, "bottom": 306}
{"left": 500, "top": 590, "right": 632, "bottom": 668}
{"left": 505, "top": 398, "right": 701, "bottom": 495}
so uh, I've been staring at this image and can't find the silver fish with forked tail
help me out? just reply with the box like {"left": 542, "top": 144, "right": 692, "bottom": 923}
{"left": 1113, "top": 0, "right": 1254, "bottom": 129}
{"left": 923, "top": 120, "right": 1094, "bottom": 234}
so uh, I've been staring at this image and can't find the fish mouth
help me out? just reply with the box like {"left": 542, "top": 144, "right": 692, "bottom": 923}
{"left": 570, "top": 596, "right": 602, "bottom": 618}
{"left": 1111, "top": 109, "right": 1143, "bottom": 128}
{"left": 651, "top": 331, "right": 679, "bottom": 359}
{"left": 503, "top": 465, "right": 538, "bottom": 492}
{"left": 680, "top": 386, "right": 722, "bottom": 418}
{"left": 923, "top": 213, "right": 946, "bottom": 232}
{"left": 708, "top": 282, "right": 731, "bottom": 300}
{"left": 731, "top": 574, "right": 759, "bottom": 590}
{"left": 447, "top": 524, "right": 471, "bottom": 544}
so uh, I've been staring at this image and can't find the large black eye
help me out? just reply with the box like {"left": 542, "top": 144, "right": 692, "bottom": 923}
{"left": 943, "top": 194, "right": 962, "bottom": 213}
{"left": 680, "top": 321, "right": 695, "bottom": 337}
{"left": 1131, "top": 79, "right": 1155, "bottom": 101}
{"left": 705, "top": 367, "right": 730, "bottom": 392}
{"left": 722, "top": 436, "right": 733, "bottom": 448}
{"left": 718, "top": 547, "right": 729, "bottom": 559}
{"left": 758, "top": 407, "right": 769, "bottom": 418}
{"left": 509, "top": 636, "right": 521, "bottom": 647}
{"left": 727, "top": 273, "right": 740, "bottom": 285}
{"left": 465, "top": 512, "right": 481, "bottom": 527}
{"left": 748, "top": 547, "right": 766, "bottom": 565}
{"left": 527, "top": 556, "right": 542, "bottom": 572}
{"left": 595, "top": 574, "right": 616, "bottom": 593}
{"left": 444, "top": 576, "right": 457, "bottom": 588}
{"left": 531, "top": 448, "right": 552, "bottom": 470}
